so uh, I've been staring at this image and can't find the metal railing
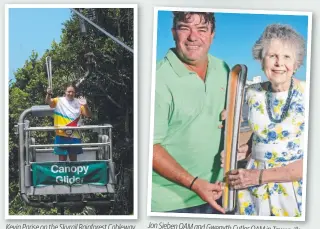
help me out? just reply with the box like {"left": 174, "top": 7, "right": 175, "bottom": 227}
{"left": 26, "top": 125, "right": 112, "bottom": 131}
{"left": 18, "top": 105, "right": 115, "bottom": 208}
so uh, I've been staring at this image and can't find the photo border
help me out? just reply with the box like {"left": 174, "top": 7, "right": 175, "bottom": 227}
{"left": 147, "top": 6, "right": 312, "bottom": 222}
{"left": 5, "top": 3, "right": 138, "bottom": 220}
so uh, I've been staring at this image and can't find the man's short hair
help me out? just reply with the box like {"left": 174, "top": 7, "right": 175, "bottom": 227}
{"left": 172, "top": 12, "right": 216, "bottom": 33}
{"left": 64, "top": 82, "right": 77, "bottom": 92}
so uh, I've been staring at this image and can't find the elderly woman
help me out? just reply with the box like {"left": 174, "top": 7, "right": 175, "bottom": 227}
{"left": 224, "top": 24, "right": 306, "bottom": 216}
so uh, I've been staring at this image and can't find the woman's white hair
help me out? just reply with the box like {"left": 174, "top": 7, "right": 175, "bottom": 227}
{"left": 252, "top": 24, "right": 306, "bottom": 69}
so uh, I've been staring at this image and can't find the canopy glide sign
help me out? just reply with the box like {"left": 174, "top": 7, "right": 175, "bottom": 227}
{"left": 31, "top": 161, "right": 108, "bottom": 186}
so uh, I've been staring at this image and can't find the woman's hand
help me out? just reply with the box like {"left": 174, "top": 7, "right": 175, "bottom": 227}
{"left": 227, "top": 169, "right": 260, "bottom": 189}
{"left": 220, "top": 143, "right": 251, "bottom": 168}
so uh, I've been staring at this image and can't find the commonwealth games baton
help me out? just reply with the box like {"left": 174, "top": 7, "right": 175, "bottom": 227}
{"left": 222, "top": 64, "right": 247, "bottom": 213}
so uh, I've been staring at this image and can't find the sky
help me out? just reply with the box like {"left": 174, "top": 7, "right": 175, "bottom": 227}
{"left": 8, "top": 9, "right": 310, "bottom": 82}
{"left": 9, "top": 8, "right": 72, "bottom": 81}
{"left": 156, "top": 10, "right": 310, "bottom": 81}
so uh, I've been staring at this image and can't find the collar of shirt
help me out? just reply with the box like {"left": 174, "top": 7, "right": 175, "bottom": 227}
{"left": 165, "top": 48, "right": 216, "bottom": 78}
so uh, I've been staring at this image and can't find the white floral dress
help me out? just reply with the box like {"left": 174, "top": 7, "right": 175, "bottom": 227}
{"left": 237, "top": 81, "right": 305, "bottom": 216}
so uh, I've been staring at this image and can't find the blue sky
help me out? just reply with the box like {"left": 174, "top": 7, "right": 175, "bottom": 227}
{"left": 156, "top": 10, "right": 310, "bottom": 81}
{"left": 9, "top": 8, "right": 71, "bottom": 81}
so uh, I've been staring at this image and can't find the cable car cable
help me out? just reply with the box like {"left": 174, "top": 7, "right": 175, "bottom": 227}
{"left": 71, "top": 9, "right": 134, "bottom": 54}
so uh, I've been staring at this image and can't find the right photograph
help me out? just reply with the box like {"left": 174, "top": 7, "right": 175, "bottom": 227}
{"left": 148, "top": 7, "right": 312, "bottom": 220}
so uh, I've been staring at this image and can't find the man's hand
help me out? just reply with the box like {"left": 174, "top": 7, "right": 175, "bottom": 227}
{"left": 219, "top": 109, "right": 245, "bottom": 129}
{"left": 191, "top": 178, "right": 225, "bottom": 213}
{"left": 47, "top": 87, "right": 53, "bottom": 95}
{"left": 218, "top": 109, "right": 227, "bottom": 128}
{"left": 220, "top": 143, "right": 251, "bottom": 168}
{"left": 78, "top": 96, "right": 87, "bottom": 106}
{"left": 227, "top": 169, "right": 260, "bottom": 189}
{"left": 45, "top": 87, "right": 54, "bottom": 106}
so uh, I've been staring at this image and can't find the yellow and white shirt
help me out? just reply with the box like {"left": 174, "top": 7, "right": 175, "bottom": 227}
{"left": 50, "top": 97, "right": 85, "bottom": 139}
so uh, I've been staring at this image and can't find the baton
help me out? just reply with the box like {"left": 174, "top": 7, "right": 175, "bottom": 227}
{"left": 46, "top": 56, "right": 53, "bottom": 91}
{"left": 222, "top": 64, "right": 247, "bottom": 213}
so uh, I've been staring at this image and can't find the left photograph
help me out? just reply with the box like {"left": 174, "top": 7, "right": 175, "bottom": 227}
{"left": 6, "top": 5, "right": 137, "bottom": 218}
